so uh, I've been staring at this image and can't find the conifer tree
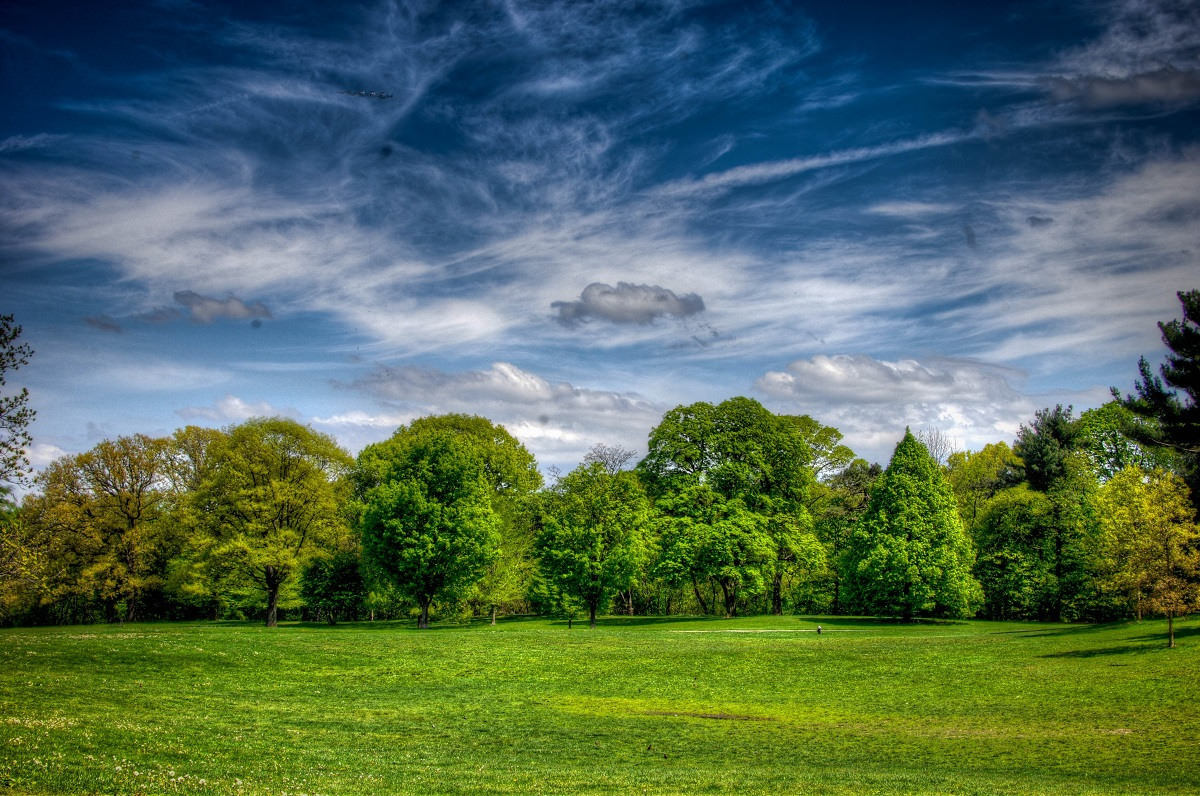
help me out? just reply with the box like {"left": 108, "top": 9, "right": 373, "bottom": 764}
{"left": 841, "top": 430, "right": 982, "bottom": 619}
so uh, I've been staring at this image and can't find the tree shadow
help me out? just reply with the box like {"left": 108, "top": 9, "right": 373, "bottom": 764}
{"left": 1038, "top": 644, "right": 1161, "bottom": 659}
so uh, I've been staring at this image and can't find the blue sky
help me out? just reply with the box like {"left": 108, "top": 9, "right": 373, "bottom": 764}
{"left": 3, "top": 0, "right": 1199, "bottom": 476}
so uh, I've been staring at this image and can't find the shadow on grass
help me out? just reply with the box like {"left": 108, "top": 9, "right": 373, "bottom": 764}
{"left": 1129, "top": 625, "right": 1200, "bottom": 643}
{"left": 1038, "top": 644, "right": 1162, "bottom": 659}
{"left": 990, "top": 621, "right": 1136, "bottom": 638}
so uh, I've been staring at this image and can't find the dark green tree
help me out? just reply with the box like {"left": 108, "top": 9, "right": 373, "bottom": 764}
{"left": 1116, "top": 289, "right": 1200, "bottom": 507}
{"left": 1014, "top": 405, "right": 1079, "bottom": 493}
{"left": 301, "top": 550, "right": 366, "bottom": 624}
{"left": 841, "top": 431, "right": 982, "bottom": 619}
{"left": 358, "top": 430, "right": 499, "bottom": 629}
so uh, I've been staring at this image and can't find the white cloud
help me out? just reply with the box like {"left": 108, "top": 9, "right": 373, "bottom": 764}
{"left": 346, "top": 361, "right": 666, "bottom": 472}
{"left": 757, "top": 354, "right": 1035, "bottom": 463}
{"left": 176, "top": 394, "right": 299, "bottom": 423}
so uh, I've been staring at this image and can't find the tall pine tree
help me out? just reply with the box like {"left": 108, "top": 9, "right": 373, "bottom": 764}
{"left": 841, "top": 430, "right": 982, "bottom": 619}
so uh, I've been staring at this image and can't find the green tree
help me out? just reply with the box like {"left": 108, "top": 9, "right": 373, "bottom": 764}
{"left": 197, "top": 418, "right": 352, "bottom": 627}
{"left": 537, "top": 462, "right": 652, "bottom": 628}
{"left": 358, "top": 430, "right": 500, "bottom": 629}
{"left": 1097, "top": 466, "right": 1200, "bottom": 646}
{"left": 945, "top": 442, "right": 1024, "bottom": 534}
{"left": 1116, "top": 290, "right": 1200, "bottom": 507}
{"left": 639, "top": 397, "right": 816, "bottom": 616}
{"left": 971, "top": 485, "right": 1056, "bottom": 620}
{"left": 1077, "top": 402, "right": 1176, "bottom": 481}
{"left": 0, "top": 315, "right": 35, "bottom": 490}
{"left": 1014, "top": 405, "right": 1079, "bottom": 493}
{"left": 359, "top": 414, "right": 540, "bottom": 623}
{"left": 841, "top": 431, "right": 982, "bottom": 619}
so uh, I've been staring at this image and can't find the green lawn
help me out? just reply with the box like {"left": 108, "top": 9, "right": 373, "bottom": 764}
{"left": 1, "top": 615, "right": 1197, "bottom": 795}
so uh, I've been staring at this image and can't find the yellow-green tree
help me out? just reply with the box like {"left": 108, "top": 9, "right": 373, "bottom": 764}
{"left": 197, "top": 418, "right": 352, "bottom": 627}
{"left": 1098, "top": 466, "right": 1200, "bottom": 646}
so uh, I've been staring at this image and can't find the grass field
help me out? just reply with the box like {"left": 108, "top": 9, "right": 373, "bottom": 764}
{"left": 1, "top": 615, "right": 1198, "bottom": 795}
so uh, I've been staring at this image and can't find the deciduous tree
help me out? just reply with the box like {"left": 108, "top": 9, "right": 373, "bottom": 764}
{"left": 1097, "top": 466, "right": 1200, "bottom": 646}
{"left": 197, "top": 418, "right": 352, "bottom": 627}
{"left": 358, "top": 430, "right": 499, "bottom": 629}
{"left": 537, "top": 462, "right": 652, "bottom": 628}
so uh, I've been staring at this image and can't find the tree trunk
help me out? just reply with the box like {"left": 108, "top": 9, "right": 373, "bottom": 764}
{"left": 264, "top": 565, "right": 282, "bottom": 627}
{"left": 491, "top": 605, "right": 497, "bottom": 626}
{"left": 418, "top": 598, "right": 431, "bottom": 629}
{"left": 771, "top": 571, "right": 783, "bottom": 616}
{"left": 720, "top": 580, "right": 736, "bottom": 618}
{"left": 589, "top": 602, "right": 597, "bottom": 629}
{"left": 1168, "top": 612, "right": 1175, "bottom": 648}
{"left": 691, "top": 576, "right": 709, "bottom": 614}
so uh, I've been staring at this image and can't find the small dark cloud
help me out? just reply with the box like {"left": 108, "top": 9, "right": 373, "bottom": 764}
{"left": 174, "top": 290, "right": 272, "bottom": 324}
{"left": 85, "top": 315, "right": 123, "bottom": 333}
{"left": 1027, "top": 215, "right": 1054, "bottom": 228}
{"left": 1046, "top": 69, "right": 1200, "bottom": 108}
{"left": 552, "top": 282, "right": 705, "bottom": 327}
{"left": 962, "top": 224, "right": 977, "bottom": 249}
{"left": 136, "top": 307, "right": 182, "bottom": 323}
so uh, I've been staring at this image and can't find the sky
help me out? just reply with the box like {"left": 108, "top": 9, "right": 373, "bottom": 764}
{"left": 3, "top": 0, "right": 1199, "bottom": 480}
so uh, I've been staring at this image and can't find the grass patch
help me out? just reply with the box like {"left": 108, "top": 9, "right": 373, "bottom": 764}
{"left": 1, "top": 615, "right": 1197, "bottom": 794}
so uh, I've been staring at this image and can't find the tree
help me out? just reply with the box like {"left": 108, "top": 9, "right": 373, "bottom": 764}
{"left": 301, "top": 550, "right": 366, "bottom": 624}
{"left": 358, "top": 430, "right": 500, "bottom": 629}
{"left": 841, "top": 431, "right": 982, "bottom": 619}
{"left": 1076, "top": 402, "right": 1176, "bottom": 481}
{"left": 197, "top": 418, "right": 352, "bottom": 627}
{"left": 0, "top": 315, "right": 35, "bottom": 490}
{"left": 359, "top": 414, "right": 540, "bottom": 624}
{"left": 537, "top": 462, "right": 652, "bottom": 628}
{"left": 971, "top": 485, "right": 1056, "bottom": 620}
{"left": 1116, "top": 290, "right": 1200, "bottom": 507}
{"left": 1014, "top": 405, "right": 1080, "bottom": 493}
{"left": 1097, "top": 466, "right": 1200, "bottom": 646}
{"left": 946, "top": 442, "right": 1024, "bottom": 534}
{"left": 582, "top": 443, "right": 637, "bottom": 475}
{"left": 638, "top": 397, "right": 817, "bottom": 616}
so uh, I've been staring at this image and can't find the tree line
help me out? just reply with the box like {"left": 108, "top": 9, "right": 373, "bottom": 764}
{"left": 1, "top": 292, "right": 1198, "bottom": 643}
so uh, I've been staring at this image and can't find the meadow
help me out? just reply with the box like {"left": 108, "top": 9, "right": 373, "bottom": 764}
{"left": 1, "top": 615, "right": 1197, "bottom": 795}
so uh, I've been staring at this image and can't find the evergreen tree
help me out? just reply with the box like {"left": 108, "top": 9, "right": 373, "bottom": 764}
{"left": 841, "top": 431, "right": 981, "bottom": 619}
{"left": 1116, "top": 289, "right": 1200, "bottom": 508}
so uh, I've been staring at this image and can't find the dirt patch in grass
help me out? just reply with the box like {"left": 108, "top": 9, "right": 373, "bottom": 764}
{"left": 643, "top": 710, "right": 774, "bottom": 721}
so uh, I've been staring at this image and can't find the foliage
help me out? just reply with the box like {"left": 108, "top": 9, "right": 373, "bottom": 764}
{"left": 841, "top": 431, "right": 982, "bottom": 618}
{"left": 536, "top": 462, "right": 652, "bottom": 627}
{"left": 0, "top": 315, "right": 35, "bottom": 490}
{"left": 1076, "top": 402, "right": 1177, "bottom": 481}
{"left": 1014, "top": 405, "right": 1080, "bottom": 493}
{"left": 195, "top": 418, "right": 353, "bottom": 627}
{"left": 358, "top": 430, "right": 500, "bottom": 629}
{"left": 300, "top": 550, "right": 366, "bottom": 624}
{"left": 971, "top": 485, "right": 1056, "bottom": 620}
{"left": 1097, "top": 466, "right": 1200, "bottom": 646}
{"left": 945, "top": 442, "right": 1023, "bottom": 534}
